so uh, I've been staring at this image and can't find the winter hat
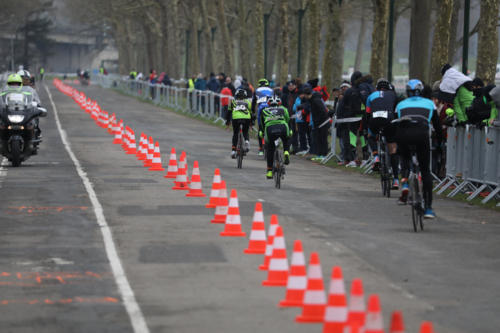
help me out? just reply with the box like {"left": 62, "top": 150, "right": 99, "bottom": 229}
{"left": 471, "top": 77, "right": 485, "bottom": 87}
{"left": 441, "top": 64, "right": 452, "bottom": 76}
{"left": 350, "top": 71, "right": 362, "bottom": 85}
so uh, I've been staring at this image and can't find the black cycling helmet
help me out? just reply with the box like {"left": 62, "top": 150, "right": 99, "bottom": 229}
{"left": 267, "top": 95, "right": 281, "bottom": 106}
{"left": 300, "top": 84, "right": 312, "bottom": 95}
{"left": 376, "top": 78, "right": 392, "bottom": 91}
{"left": 235, "top": 88, "right": 247, "bottom": 99}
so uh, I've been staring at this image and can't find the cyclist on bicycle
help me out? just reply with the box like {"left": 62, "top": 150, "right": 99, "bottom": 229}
{"left": 226, "top": 88, "right": 252, "bottom": 158}
{"left": 259, "top": 95, "right": 291, "bottom": 179}
{"left": 394, "top": 79, "right": 443, "bottom": 219}
{"left": 252, "top": 78, "right": 274, "bottom": 156}
{"left": 365, "top": 78, "right": 400, "bottom": 188}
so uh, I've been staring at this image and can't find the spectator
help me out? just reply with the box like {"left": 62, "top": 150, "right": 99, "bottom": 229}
{"left": 294, "top": 84, "right": 310, "bottom": 154}
{"left": 300, "top": 84, "right": 330, "bottom": 160}
{"left": 149, "top": 69, "right": 157, "bottom": 99}
{"left": 282, "top": 80, "right": 300, "bottom": 154}
{"left": 195, "top": 74, "right": 207, "bottom": 112}
{"left": 220, "top": 84, "right": 233, "bottom": 119}
{"left": 207, "top": 72, "right": 220, "bottom": 93}
{"left": 225, "top": 76, "right": 236, "bottom": 95}
{"left": 439, "top": 64, "right": 474, "bottom": 125}
{"left": 162, "top": 74, "right": 172, "bottom": 86}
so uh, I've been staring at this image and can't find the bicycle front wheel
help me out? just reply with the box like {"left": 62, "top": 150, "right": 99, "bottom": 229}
{"left": 274, "top": 151, "right": 281, "bottom": 189}
{"left": 409, "top": 175, "right": 418, "bottom": 232}
{"left": 237, "top": 132, "right": 244, "bottom": 169}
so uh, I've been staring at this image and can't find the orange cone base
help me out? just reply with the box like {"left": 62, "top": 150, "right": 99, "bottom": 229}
{"left": 211, "top": 215, "right": 226, "bottom": 224}
{"left": 296, "top": 306, "right": 326, "bottom": 323}
{"left": 149, "top": 166, "right": 165, "bottom": 171}
{"left": 205, "top": 203, "right": 217, "bottom": 208}
{"left": 259, "top": 264, "right": 269, "bottom": 271}
{"left": 143, "top": 162, "right": 153, "bottom": 167}
{"left": 186, "top": 191, "right": 206, "bottom": 197}
{"left": 126, "top": 150, "right": 137, "bottom": 155}
{"left": 243, "top": 242, "right": 266, "bottom": 254}
{"left": 164, "top": 172, "right": 177, "bottom": 178}
{"left": 112, "top": 139, "right": 122, "bottom": 144}
{"left": 279, "top": 291, "right": 305, "bottom": 307}
{"left": 220, "top": 231, "right": 246, "bottom": 237}
{"left": 323, "top": 323, "right": 345, "bottom": 333}
{"left": 262, "top": 279, "right": 287, "bottom": 287}
{"left": 172, "top": 183, "right": 189, "bottom": 190}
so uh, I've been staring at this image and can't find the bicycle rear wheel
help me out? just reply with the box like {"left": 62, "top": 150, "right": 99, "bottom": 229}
{"left": 274, "top": 150, "right": 281, "bottom": 189}
{"left": 383, "top": 150, "right": 391, "bottom": 198}
{"left": 410, "top": 175, "right": 418, "bottom": 232}
{"left": 237, "top": 131, "right": 244, "bottom": 169}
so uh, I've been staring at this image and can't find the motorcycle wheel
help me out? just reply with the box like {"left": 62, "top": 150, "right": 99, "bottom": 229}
{"left": 11, "top": 139, "right": 22, "bottom": 167}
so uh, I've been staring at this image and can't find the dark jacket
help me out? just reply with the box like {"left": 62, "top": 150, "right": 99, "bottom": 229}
{"left": 207, "top": 76, "right": 220, "bottom": 92}
{"left": 302, "top": 92, "right": 329, "bottom": 129}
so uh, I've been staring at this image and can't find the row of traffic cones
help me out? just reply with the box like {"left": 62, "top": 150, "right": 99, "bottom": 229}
{"left": 53, "top": 78, "right": 435, "bottom": 333}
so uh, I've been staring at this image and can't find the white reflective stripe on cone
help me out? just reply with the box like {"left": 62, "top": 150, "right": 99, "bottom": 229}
{"left": 268, "top": 258, "right": 289, "bottom": 270}
{"left": 253, "top": 211, "right": 264, "bottom": 221}
{"left": 349, "top": 296, "right": 365, "bottom": 311}
{"left": 273, "top": 237, "right": 285, "bottom": 249}
{"left": 365, "top": 313, "right": 383, "bottom": 330}
{"left": 226, "top": 214, "right": 241, "bottom": 225}
{"left": 329, "top": 280, "right": 345, "bottom": 294}
{"left": 250, "top": 230, "right": 266, "bottom": 240}
{"left": 325, "top": 306, "right": 348, "bottom": 322}
{"left": 304, "top": 290, "right": 326, "bottom": 304}
{"left": 190, "top": 181, "right": 202, "bottom": 190}
{"left": 308, "top": 265, "right": 322, "bottom": 279}
{"left": 291, "top": 252, "right": 305, "bottom": 265}
{"left": 287, "top": 276, "right": 307, "bottom": 289}
{"left": 215, "top": 205, "right": 228, "bottom": 215}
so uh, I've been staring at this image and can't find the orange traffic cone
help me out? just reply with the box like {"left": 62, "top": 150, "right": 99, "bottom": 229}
{"left": 389, "top": 311, "right": 405, "bottom": 333}
{"left": 279, "top": 239, "right": 307, "bottom": 307}
{"left": 164, "top": 147, "right": 178, "bottom": 178}
{"left": 107, "top": 113, "right": 115, "bottom": 134}
{"left": 259, "top": 214, "right": 279, "bottom": 270}
{"left": 296, "top": 252, "right": 327, "bottom": 323}
{"left": 181, "top": 151, "right": 190, "bottom": 184}
{"left": 243, "top": 202, "right": 267, "bottom": 254}
{"left": 419, "top": 322, "right": 433, "bottom": 333}
{"left": 122, "top": 126, "right": 130, "bottom": 151}
{"left": 323, "top": 266, "right": 348, "bottom": 333}
{"left": 143, "top": 137, "right": 154, "bottom": 167}
{"left": 348, "top": 278, "right": 366, "bottom": 327}
{"left": 220, "top": 189, "right": 246, "bottom": 237}
{"left": 113, "top": 120, "right": 123, "bottom": 144}
{"left": 343, "top": 324, "right": 364, "bottom": 333}
{"left": 364, "top": 295, "right": 383, "bottom": 333}
{"left": 127, "top": 129, "right": 137, "bottom": 155}
{"left": 172, "top": 152, "right": 189, "bottom": 190}
{"left": 205, "top": 168, "right": 222, "bottom": 208}
{"left": 148, "top": 142, "right": 164, "bottom": 171}
{"left": 136, "top": 133, "right": 147, "bottom": 160}
{"left": 186, "top": 161, "right": 206, "bottom": 197}
{"left": 211, "top": 180, "right": 228, "bottom": 224}
{"left": 262, "top": 225, "right": 288, "bottom": 286}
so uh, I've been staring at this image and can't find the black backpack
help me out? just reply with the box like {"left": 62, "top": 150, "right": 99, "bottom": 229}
{"left": 466, "top": 95, "right": 491, "bottom": 124}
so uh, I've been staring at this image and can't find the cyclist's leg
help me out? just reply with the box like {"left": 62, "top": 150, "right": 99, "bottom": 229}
{"left": 416, "top": 137, "right": 433, "bottom": 211}
{"left": 242, "top": 119, "right": 250, "bottom": 141}
{"left": 257, "top": 107, "right": 264, "bottom": 152}
{"left": 231, "top": 119, "right": 240, "bottom": 148}
{"left": 266, "top": 126, "right": 277, "bottom": 171}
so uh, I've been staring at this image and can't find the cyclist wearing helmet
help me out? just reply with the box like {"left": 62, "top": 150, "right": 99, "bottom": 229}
{"left": 365, "top": 78, "right": 399, "bottom": 188}
{"left": 226, "top": 88, "right": 252, "bottom": 158}
{"left": 17, "top": 70, "right": 41, "bottom": 104}
{"left": 252, "top": 78, "right": 274, "bottom": 156}
{"left": 259, "top": 95, "right": 291, "bottom": 179}
{"left": 394, "top": 79, "right": 443, "bottom": 218}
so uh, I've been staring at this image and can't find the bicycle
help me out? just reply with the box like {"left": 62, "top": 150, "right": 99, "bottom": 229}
{"left": 377, "top": 133, "right": 392, "bottom": 198}
{"left": 236, "top": 124, "right": 244, "bottom": 169}
{"left": 408, "top": 145, "right": 424, "bottom": 232}
{"left": 272, "top": 138, "right": 286, "bottom": 189}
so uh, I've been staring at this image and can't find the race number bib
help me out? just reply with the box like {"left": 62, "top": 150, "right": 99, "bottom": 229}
{"left": 257, "top": 96, "right": 268, "bottom": 104}
{"left": 373, "top": 110, "right": 388, "bottom": 118}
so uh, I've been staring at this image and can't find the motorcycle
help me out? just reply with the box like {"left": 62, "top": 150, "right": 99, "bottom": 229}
{"left": 0, "top": 91, "right": 47, "bottom": 166}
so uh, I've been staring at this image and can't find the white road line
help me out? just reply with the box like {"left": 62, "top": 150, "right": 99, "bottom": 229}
{"left": 0, "top": 157, "right": 8, "bottom": 188}
{"left": 44, "top": 85, "right": 149, "bottom": 333}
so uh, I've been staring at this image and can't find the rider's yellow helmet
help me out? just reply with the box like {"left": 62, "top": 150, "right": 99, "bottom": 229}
{"left": 7, "top": 73, "right": 23, "bottom": 85}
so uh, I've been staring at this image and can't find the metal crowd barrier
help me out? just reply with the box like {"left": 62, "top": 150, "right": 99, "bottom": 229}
{"left": 434, "top": 125, "right": 500, "bottom": 204}
{"left": 93, "top": 74, "right": 231, "bottom": 125}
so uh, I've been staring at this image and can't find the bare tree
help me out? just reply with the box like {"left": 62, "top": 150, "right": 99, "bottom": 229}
{"left": 354, "top": 6, "right": 368, "bottom": 71}
{"left": 429, "top": 0, "right": 454, "bottom": 83}
{"left": 369, "top": 0, "right": 390, "bottom": 81}
{"left": 279, "top": 0, "right": 290, "bottom": 85}
{"left": 322, "top": 0, "right": 345, "bottom": 89}
{"left": 217, "top": 0, "right": 233, "bottom": 74}
{"left": 409, "top": 0, "right": 432, "bottom": 81}
{"left": 476, "top": 0, "right": 500, "bottom": 84}
{"left": 306, "top": 0, "right": 320, "bottom": 80}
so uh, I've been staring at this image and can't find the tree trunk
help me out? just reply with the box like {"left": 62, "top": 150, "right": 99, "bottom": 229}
{"left": 448, "top": 0, "right": 461, "bottom": 64}
{"left": 217, "top": 0, "right": 234, "bottom": 75}
{"left": 169, "top": 0, "right": 180, "bottom": 78}
{"left": 429, "top": 0, "right": 454, "bottom": 84}
{"left": 279, "top": 0, "right": 289, "bottom": 85}
{"left": 476, "top": 0, "right": 500, "bottom": 84}
{"left": 190, "top": 7, "right": 201, "bottom": 75}
{"left": 322, "top": 0, "right": 345, "bottom": 89}
{"left": 409, "top": 0, "right": 431, "bottom": 81}
{"left": 307, "top": 0, "right": 320, "bottom": 80}
{"left": 201, "top": 0, "right": 216, "bottom": 74}
{"left": 238, "top": 0, "right": 251, "bottom": 80}
{"left": 253, "top": 0, "right": 265, "bottom": 80}
{"left": 369, "top": 0, "right": 390, "bottom": 81}
{"left": 354, "top": 6, "right": 368, "bottom": 71}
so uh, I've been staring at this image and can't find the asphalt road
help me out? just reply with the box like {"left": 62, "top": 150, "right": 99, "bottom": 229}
{"left": 0, "top": 81, "right": 498, "bottom": 333}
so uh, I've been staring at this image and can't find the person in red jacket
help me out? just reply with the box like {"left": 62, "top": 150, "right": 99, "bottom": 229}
{"left": 220, "top": 84, "right": 233, "bottom": 119}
